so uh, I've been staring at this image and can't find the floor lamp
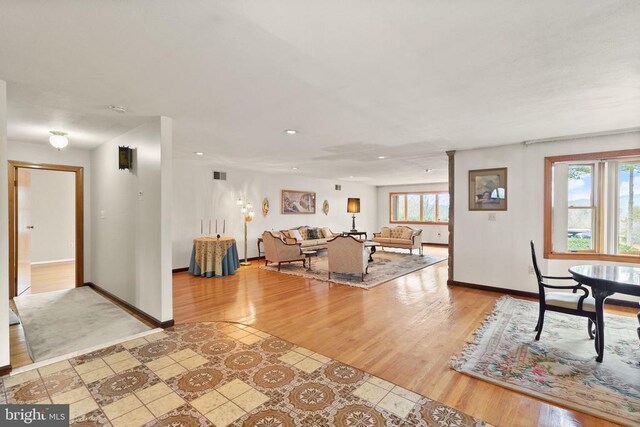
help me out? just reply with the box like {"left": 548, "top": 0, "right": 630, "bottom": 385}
{"left": 238, "top": 197, "right": 255, "bottom": 266}
{"left": 347, "top": 198, "right": 360, "bottom": 232}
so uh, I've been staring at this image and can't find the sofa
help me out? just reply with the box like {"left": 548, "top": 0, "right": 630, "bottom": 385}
{"left": 372, "top": 226, "right": 423, "bottom": 255}
{"left": 276, "top": 226, "right": 339, "bottom": 251}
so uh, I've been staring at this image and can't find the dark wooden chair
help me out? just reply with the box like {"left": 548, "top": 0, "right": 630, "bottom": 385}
{"left": 530, "top": 241, "right": 597, "bottom": 341}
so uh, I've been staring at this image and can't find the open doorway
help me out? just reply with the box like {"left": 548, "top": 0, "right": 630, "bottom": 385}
{"left": 8, "top": 161, "right": 84, "bottom": 299}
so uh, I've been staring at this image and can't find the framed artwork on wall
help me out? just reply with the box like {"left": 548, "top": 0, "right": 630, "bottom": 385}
{"left": 468, "top": 167, "right": 507, "bottom": 211}
{"left": 281, "top": 190, "right": 316, "bottom": 214}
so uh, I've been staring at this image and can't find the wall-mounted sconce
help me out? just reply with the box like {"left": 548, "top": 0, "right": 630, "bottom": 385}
{"left": 118, "top": 146, "right": 134, "bottom": 170}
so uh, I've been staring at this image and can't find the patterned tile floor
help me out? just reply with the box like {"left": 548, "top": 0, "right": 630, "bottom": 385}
{"left": 0, "top": 322, "right": 487, "bottom": 426}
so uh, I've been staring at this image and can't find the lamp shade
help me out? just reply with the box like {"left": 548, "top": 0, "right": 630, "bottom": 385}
{"left": 347, "top": 198, "right": 360, "bottom": 213}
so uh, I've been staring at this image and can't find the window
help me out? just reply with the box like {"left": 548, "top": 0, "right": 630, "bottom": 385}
{"left": 390, "top": 192, "right": 449, "bottom": 224}
{"left": 544, "top": 149, "right": 640, "bottom": 262}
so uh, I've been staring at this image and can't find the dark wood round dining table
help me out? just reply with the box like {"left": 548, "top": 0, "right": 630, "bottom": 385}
{"left": 569, "top": 264, "right": 640, "bottom": 362}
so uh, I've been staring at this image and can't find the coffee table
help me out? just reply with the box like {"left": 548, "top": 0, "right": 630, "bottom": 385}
{"left": 364, "top": 241, "right": 381, "bottom": 262}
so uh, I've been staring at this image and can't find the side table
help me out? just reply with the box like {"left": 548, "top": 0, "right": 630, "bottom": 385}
{"left": 342, "top": 231, "right": 367, "bottom": 240}
{"left": 302, "top": 250, "right": 318, "bottom": 271}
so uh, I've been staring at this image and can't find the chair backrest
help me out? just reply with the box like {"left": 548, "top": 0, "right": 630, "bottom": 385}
{"left": 327, "top": 235, "right": 366, "bottom": 273}
{"left": 262, "top": 231, "right": 283, "bottom": 259}
{"left": 530, "top": 240, "right": 545, "bottom": 294}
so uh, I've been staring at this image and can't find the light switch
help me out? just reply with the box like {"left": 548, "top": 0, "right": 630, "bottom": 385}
{"left": 488, "top": 212, "right": 496, "bottom": 221}
{"left": 138, "top": 191, "right": 143, "bottom": 201}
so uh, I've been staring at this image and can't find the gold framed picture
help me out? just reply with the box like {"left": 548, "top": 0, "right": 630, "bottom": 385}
{"left": 281, "top": 190, "right": 316, "bottom": 214}
{"left": 468, "top": 168, "right": 507, "bottom": 211}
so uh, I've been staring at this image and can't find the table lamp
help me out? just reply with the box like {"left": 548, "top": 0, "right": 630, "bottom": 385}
{"left": 347, "top": 198, "right": 360, "bottom": 232}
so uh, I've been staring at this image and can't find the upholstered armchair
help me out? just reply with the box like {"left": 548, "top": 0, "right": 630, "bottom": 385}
{"left": 262, "top": 231, "right": 306, "bottom": 271}
{"left": 326, "top": 235, "right": 369, "bottom": 281}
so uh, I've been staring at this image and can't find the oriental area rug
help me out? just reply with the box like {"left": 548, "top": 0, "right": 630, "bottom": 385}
{"left": 451, "top": 296, "right": 639, "bottom": 427}
{"left": 260, "top": 251, "right": 447, "bottom": 289}
{"left": 1, "top": 322, "right": 486, "bottom": 426}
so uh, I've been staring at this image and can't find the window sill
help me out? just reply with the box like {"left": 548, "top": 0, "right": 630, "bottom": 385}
{"left": 389, "top": 221, "right": 448, "bottom": 226}
{"left": 544, "top": 251, "right": 640, "bottom": 264}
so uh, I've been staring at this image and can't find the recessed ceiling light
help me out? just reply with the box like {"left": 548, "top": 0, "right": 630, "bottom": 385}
{"left": 425, "top": 169, "right": 432, "bottom": 173}
{"left": 108, "top": 105, "right": 127, "bottom": 113}
{"left": 284, "top": 129, "right": 298, "bottom": 135}
{"left": 292, "top": 167, "right": 299, "bottom": 170}
{"left": 194, "top": 152, "right": 204, "bottom": 156}
{"left": 349, "top": 175, "right": 354, "bottom": 178}
{"left": 377, "top": 156, "right": 387, "bottom": 159}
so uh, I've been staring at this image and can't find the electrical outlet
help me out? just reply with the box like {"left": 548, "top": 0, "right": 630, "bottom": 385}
{"left": 528, "top": 266, "right": 535, "bottom": 275}
{"left": 488, "top": 213, "right": 497, "bottom": 221}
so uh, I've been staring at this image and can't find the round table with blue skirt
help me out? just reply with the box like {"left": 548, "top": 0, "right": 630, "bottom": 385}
{"left": 189, "top": 236, "right": 240, "bottom": 277}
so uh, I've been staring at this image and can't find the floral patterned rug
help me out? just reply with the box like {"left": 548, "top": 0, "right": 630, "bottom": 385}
{"left": 2, "top": 322, "right": 486, "bottom": 426}
{"left": 451, "top": 296, "right": 640, "bottom": 427}
{"left": 260, "top": 251, "right": 446, "bottom": 289}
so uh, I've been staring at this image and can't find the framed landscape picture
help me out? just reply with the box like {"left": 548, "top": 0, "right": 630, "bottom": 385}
{"left": 281, "top": 190, "right": 316, "bottom": 214}
{"left": 469, "top": 168, "right": 507, "bottom": 211}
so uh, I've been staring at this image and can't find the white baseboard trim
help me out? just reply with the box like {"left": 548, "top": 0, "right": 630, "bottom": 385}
{"left": 31, "top": 258, "right": 75, "bottom": 266}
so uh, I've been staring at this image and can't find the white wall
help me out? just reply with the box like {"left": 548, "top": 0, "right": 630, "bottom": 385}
{"left": 7, "top": 141, "right": 92, "bottom": 279}
{"left": 0, "top": 80, "right": 9, "bottom": 368}
{"left": 377, "top": 183, "right": 449, "bottom": 245}
{"left": 172, "top": 160, "right": 378, "bottom": 269}
{"left": 91, "top": 117, "right": 173, "bottom": 322}
{"left": 453, "top": 131, "right": 640, "bottom": 303}
{"left": 29, "top": 169, "right": 76, "bottom": 263}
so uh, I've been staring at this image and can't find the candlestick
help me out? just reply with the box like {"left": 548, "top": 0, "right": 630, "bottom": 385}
{"left": 200, "top": 219, "right": 203, "bottom": 234}
{"left": 216, "top": 219, "right": 218, "bottom": 233}
{"left": 223, "top": 219, "right": 226, "bottom": 234}
{"left": 208, "top": 219, "right": 211, "bottom": 235}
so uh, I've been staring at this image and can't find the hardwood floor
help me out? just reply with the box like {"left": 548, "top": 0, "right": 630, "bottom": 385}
{"left": 22, "top": 261, "right": 75, "bottom": 295}
{"left": 8, "top": 247, "right": 635, "bottom": 426}
{"left": 173, "top": 247, "right": 635, "bottom": 427}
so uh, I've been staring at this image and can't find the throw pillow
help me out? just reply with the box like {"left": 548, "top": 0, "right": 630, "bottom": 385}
{"left": 401, "top": 227, "right": 414, "bottom": 240}
{"left": 320, "top": 227, "right": 333, "bottom": 238}
{"left": 380, "top": 227, "right": 391, "bottom": 238}
{"left": 298, "top": 227, "right": 308, "bottom": 239}
{"left": 289, "top": 229, "right": 304, "bottom": 241}
{"left": 307, "top": 227, "right": 319, "bottom": 239}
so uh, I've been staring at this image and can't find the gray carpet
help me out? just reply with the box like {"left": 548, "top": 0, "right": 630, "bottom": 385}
{"left": 261, "top": 250, "right": 447, "bottom": 289}
{"left": 9, "top": 308, "right": 20, "bottom": 325}
{"left": 13, "top": 287, "right": 151, "bottom": 362}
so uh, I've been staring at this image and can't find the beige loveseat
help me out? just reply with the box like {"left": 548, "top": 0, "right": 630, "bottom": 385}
{"left": 372, "top": 226, "right": 423, "bottom": 255}
{"left": 277, "top": 226, "right": 339, "bottom": 251}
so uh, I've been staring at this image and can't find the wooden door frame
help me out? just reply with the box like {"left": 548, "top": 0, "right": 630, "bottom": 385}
{"left": 8, "top": 160, "right": 84, "bottom": 299}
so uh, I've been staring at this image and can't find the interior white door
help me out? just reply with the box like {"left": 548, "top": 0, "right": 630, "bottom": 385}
{"left": 17, "top": 168, "right": 32, "bottom": 295}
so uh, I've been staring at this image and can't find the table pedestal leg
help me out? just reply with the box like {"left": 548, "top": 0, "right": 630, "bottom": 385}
{"left": 592, "top": 289, "right": 611, "bottom": 363}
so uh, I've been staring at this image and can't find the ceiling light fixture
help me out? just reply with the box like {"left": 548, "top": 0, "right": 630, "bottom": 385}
{"left": 377, "top": 156, "right": 387, "bottom": 159}
{"left": 292, "top": 167, "right": 299, "bottom": 170}
{"left": 108, "top": 105, "right": 127, "bottom": 113}
{"left": 425, "top": 169, "right": 432, "bottom": 173}
{"left": 194, "top": 151, "right": 204, "bottom": 156}
{"left": 284, "top": 129, "right": 298, "bottom": 135}
{"left": 49, "top": 131, "right": 69, "bottom": 150}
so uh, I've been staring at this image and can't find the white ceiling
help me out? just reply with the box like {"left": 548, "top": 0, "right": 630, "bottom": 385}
{"left": 1, "top": 1, "right": 639, "bottom": 185}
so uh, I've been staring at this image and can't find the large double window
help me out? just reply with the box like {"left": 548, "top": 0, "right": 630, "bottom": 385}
{"left": 390, "top": 192, "right": 449, "bottom": 224}
{"left": 545, "top": 149, "right": 640, "bottom": 261}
